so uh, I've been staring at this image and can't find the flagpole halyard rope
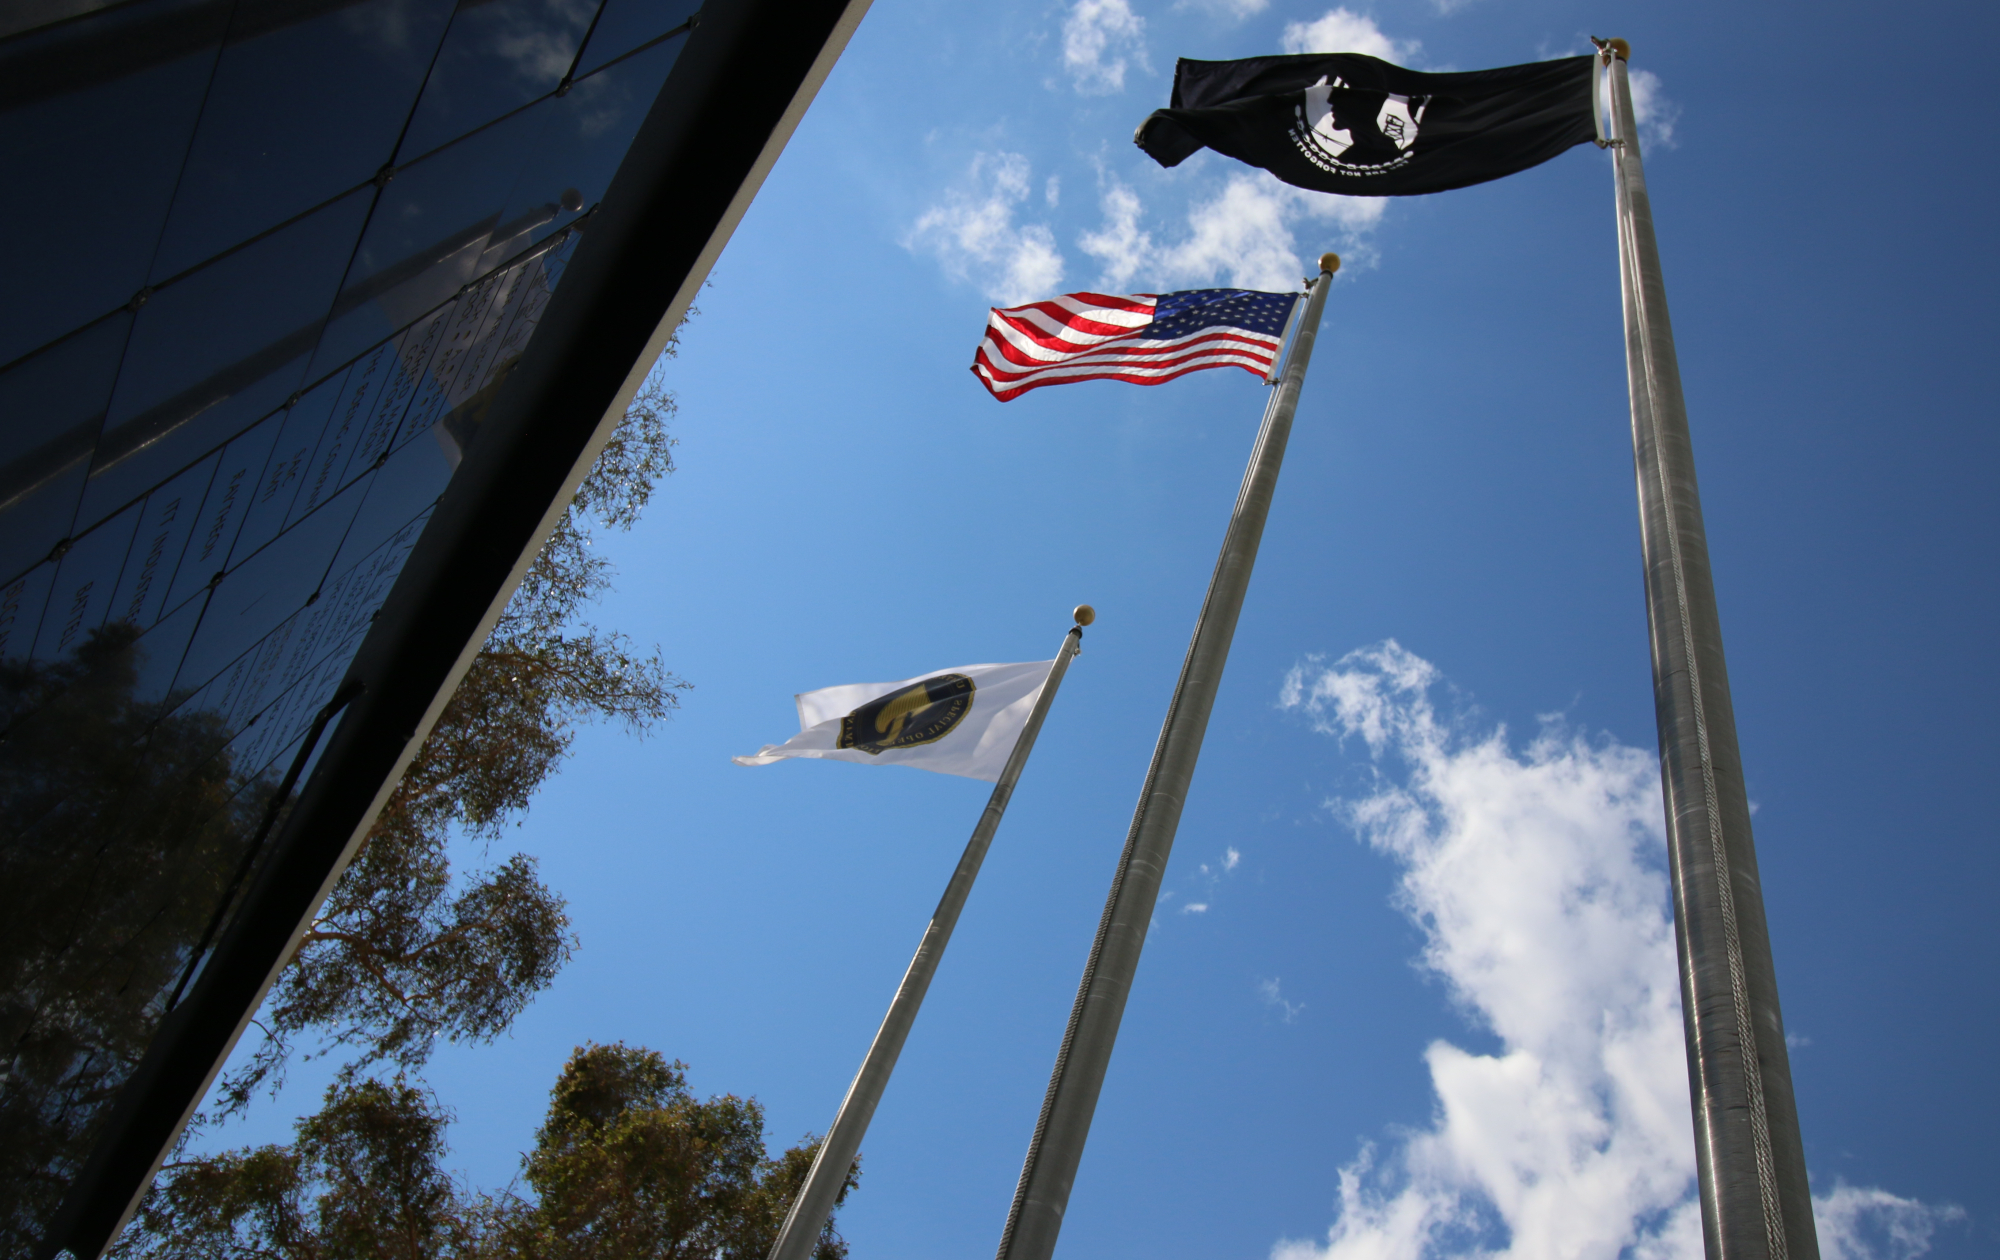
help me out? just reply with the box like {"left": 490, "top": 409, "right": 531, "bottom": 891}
{"left": 1610, "top": 52, "right": 1802, "bottom": 1260}
{"left": 1626, "top": 194, "right": 1787, "bottom": 1260}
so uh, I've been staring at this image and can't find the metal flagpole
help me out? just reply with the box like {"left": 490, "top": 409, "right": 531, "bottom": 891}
{"left": 994, "top": 254, "right": 1339, "bottom": 1260}
{"left": 767, "top": 612, "right": 1092, "bottom": 1260}
{"left": 1601, "top": 39, "right": 1819, "bottom": 1260}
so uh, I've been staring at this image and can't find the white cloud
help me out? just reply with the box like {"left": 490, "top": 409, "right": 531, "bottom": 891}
{"left": 904, "top": 152, "right": 1065, "bottom": 305}
{"left": 1164, "top": 174, "right": 1305, "bottom": 290}
{"left": 1062, "top": 0, "right": 1147, "bottom": 95}
{"left": 1078, "top": 177, "right": 1154, "bottom": 291}
{"left": 1628, "top": 68, "right": 1681, "bottom": 150}
{"left": 1080, "top": 171, "right": 1383, "bottom": 294}
{"left": 1045, "top": 175, "right": 1062, "bottom": 207}
{"left": 1600, "top": 65, "right": 1681, "bottom": 151}
{"left": 1281, "top": 8, "right": 1418, "bottom": 63}
{"left": 1259, "top": 976, "right": 1305, "bottom": 1022}
{"left": 1815, "top": 1184, "right": 1965, "bottom": 1260}
{"left": 1274, "top": 642, "right": 1958, "bottom": 1260}
{"left": 1183, "top": 0, "right": 1268, "bottom": 20}
{"left": 1195, "top": 845, "right": 1242, "bottom": 905}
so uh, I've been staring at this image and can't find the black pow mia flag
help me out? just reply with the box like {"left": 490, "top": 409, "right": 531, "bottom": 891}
{"left": 1135, "top": 53, "right": 1596, "bottom": 196}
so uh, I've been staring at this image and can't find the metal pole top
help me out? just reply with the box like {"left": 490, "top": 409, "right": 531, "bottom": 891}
{"left": 1318, "top": 252, "right": 1341, "bottom": 275}
{"left": 1606, "top": 37, "right": 1630, "bottom": 59}
{"left": 1072, "top": 605, "right": 1096, "bottom": 627}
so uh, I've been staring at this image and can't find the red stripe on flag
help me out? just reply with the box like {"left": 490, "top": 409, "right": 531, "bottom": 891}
{"left": 971, "top": 289, "right": 1289, "bottom": 401}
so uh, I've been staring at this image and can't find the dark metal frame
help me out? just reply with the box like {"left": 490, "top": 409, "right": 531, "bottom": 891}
{"left": 40, "top": 0, "right": 870, "bottom": 1250}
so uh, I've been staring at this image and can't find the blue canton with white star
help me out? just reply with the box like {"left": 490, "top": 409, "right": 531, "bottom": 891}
{"left": 1144, "top": 289, "right": 1297, "bottom": 340}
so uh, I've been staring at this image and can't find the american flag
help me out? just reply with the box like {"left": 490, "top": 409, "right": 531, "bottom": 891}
{"left": 972, "top": 288, "right": 1300, "bottom": 402}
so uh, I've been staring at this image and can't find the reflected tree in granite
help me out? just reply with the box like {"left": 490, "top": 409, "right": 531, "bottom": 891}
{"left": 0, "top": 374, "right": 683, "bottom": 1253}
{"left": 0, "top": 622, "right": 273, "bottom": 1249}
{"left": 206, "top": 377, "right": 686, "bottom": 1119}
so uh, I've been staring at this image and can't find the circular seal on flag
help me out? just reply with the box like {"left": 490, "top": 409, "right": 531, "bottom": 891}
{"left": 1290, "top": 77, "right": 1430, "bottom": 177}
{"left": 838, "top": 673, "right": 977, "bottom": 755}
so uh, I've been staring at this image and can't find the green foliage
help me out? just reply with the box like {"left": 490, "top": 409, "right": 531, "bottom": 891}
{"left": 117, "top": 1047, "right": 859, "bottom": 1260}
{"left": 503, "top": 1044, "right": 855, "bottom": 1260}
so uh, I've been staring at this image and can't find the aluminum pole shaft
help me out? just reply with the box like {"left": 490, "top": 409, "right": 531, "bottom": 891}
{"left": 1606, "top": 48, "right": 1818, "bottom": 1260}
{"left": 994, "top": 260, "right": 1336, "bottom": 1260}
{"left": 767, "top": 624, "right": 1085, "bottom": 1260}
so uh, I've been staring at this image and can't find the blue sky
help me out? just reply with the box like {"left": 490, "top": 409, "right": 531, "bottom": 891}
{"left": 210, "top": 0, "right": 1999, "bottom": 1257}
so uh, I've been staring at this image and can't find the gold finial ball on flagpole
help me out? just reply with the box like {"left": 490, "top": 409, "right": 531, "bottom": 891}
{"left": 1073, "top": 604, "right": 1096, "bottom": 627}
{"left": 1319, "top": 252, "right": 1341, "bottom": 275}
{"left": 1607, "top": 38, "right": 1630, "bottom": 60}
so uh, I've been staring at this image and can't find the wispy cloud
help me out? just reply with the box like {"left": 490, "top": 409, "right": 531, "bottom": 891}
{"left": 1627, "top": 68, "right": 1681, "bottom": 150}
{"left": 904, "top": 152, "right": 1065, "bottom": 304}
{"left": 1815, "top": 1184, "right": 1965, "bottom": 1260}
{"left": 1274, "top": 642, "right": 1959, "bottom": 1260}
{"left": 1597, "top": 63, "right": 1681, "bottom": 151}
{"left": 1188, "top": 844, "right": 1245, "bottom": 917}
{"left": 1161, "top": 174, "right": 1326, "bottom": 290}
{"left": 1183, "top": 0, "right": 1269, "bottom": 20}
{"left": 1062, "top": 0, "right": 1147, "bottom": 95}
{"left": 924, "top": 10, "right": 1415, "bottom": 303}
{"left": 1077, "top": 176, "right": 1152, "bottom": 291}
{"left": 1259, "top": 976, "right": 1304, "bottom": 1022}
{"left": 1080, "top": 171, "right": 1383, "bottom": 294}
{"left": 1280, "top": 8, "right": 1418, "bottom": 62}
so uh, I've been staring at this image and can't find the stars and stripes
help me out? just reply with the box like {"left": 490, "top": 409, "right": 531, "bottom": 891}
{"left": 972, "top": 288, "right": 1300, "bottom": 401}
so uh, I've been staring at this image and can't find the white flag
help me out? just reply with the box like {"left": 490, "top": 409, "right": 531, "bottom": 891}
{"left": 732, "top": 660, "right": 1055, "bottom": 782}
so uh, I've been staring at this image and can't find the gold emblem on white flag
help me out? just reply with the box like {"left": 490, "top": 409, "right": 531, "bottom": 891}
{"left": 734, "top": 661, "right": 1053, "bottom": 782}
{"left": 836, "top": 673, "right": 976, "bottom": 754}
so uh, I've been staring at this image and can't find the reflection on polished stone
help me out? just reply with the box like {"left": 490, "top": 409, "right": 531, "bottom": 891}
{"left": 0, "top": 0, "right": 705, "bottom": 1244}
{"left": 0, "top": 622, "right": 276, "bottom": 1242}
